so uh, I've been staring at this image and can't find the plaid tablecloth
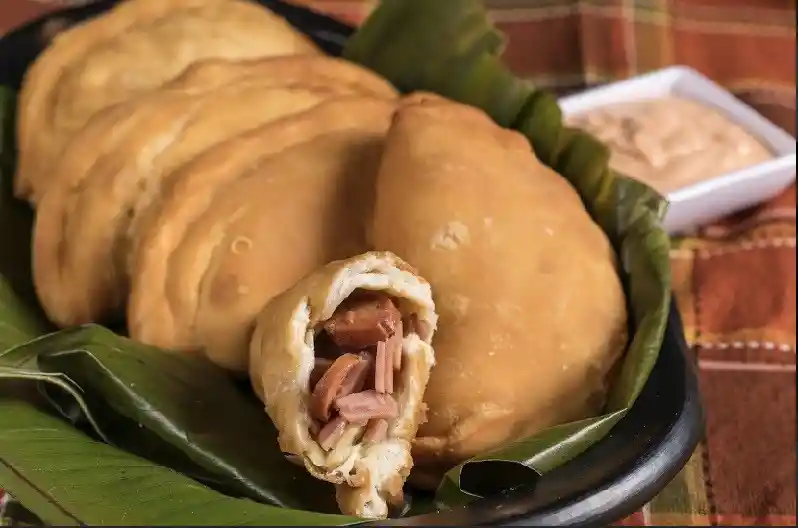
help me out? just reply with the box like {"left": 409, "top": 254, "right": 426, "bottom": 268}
{"left": 1, "top": 0, "right": 796, "bottom": 526}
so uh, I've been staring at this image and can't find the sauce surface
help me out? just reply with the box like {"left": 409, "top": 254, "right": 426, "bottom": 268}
{"left": 567, "top": 96, "right": 773, "bottom": 194}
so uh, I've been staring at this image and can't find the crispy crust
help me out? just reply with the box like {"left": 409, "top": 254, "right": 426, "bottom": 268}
{"left": 166, "top": 55, "right": 397, "bottom": 100}
{"left": 127, "top": 96, "right": 397, "bottom": 358}
{"left": 32, "top": 78, "right": 372, "bottom": 328}
{"left": 249, "top": 251, "right": 437, "bottom": 518}
{"left": 32, "top": 54, "right": 397, "bottom": 329}
{"left": 372, "top": 95, "right": 629, "bottom": 475}
{"left": 15, "top": 0, "right": 320, "bottom": 204}
{"left": 128, "top": 98, "right": 395, "bottom": 372}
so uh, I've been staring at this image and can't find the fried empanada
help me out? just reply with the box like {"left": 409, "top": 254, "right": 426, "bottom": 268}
{"left": 129, "top": 98, "right": 396, "bottom": 372}
{"left": 370, "top": 95, "right": 628, "bottom": 479}
{"left": 16, "top": 0, "right": 320, "bottom": 203}
{"left": 128, "top": 97, "right": 397, "bottom": 353}
{"left": 249, "top": 251, "right": 437, "bottom": 518}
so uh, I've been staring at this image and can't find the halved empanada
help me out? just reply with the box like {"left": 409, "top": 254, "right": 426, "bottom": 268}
{"left": 249, "top": 251, "right": 437, "bottom": 518}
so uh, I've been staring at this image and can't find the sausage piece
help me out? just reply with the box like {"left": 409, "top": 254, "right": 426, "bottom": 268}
{"left": 389, "top": 318, "right": 403, "bottom": 371}
{"left": 335, "top": 390, "right": 398, "bottom": 422}
{"left": 310, "top": 353, "right": 360, "bottom": 422}
{"left": 374, "top": 341, "right": 389, "bottom": 393}
{"left": 317, "top": 416, "right": 349, "bottom": 451}
{"left": 384, "top": 343, "right": 394, "bottom": 394}
{"left": 337, "top": 354, "right": 373, "bottom": 397}
{"left": 324, "top": 293, "right": 402, "bottom": 348}
{"left": 309, "top": 357, "right": 333, "bottom": 391}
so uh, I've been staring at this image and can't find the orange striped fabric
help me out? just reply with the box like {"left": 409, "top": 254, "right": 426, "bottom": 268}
{"left": 2, "top": 1, "right": 796, "bottom": 526}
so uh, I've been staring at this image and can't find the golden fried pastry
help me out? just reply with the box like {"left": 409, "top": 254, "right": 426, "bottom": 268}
{"left": 32, "top": 65, "right": 378, "bottom": 329}
{"left": 370, "top": 94, "right": 629, "bottom": 479}
{"left": 129, "top": 98, "right": 396, "bottom": 372}
{"left": 128, "top": 96, "right": 397, "bottom": 355}
{"left": 166, "top": 55, "right": 397, "bottom": 100}
{"left": 249, "top": 251, "right": 437, "bottom": 518}
{"left": 125, "top": 55, "right": 397, "bottom": 263}
{"left": 15, "top": 0, "right": 320, "bottom": 203}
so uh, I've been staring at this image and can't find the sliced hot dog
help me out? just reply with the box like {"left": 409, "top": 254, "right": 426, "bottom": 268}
{"left": 317, "top": 416, "right": 348, "bottom": 451}
{"left": 310, "top": 353, "right": 360, "bottom": 422}
{"left": 309, "top": 357, "right": 333, "bottom": 390}
{"left": 337, "top": 353, "right": 373, "bottom": 397}
{"left": 374, "top": 340, "right": 388, "bottom": 393}
{"left": 389, "top": 318, "right": 403, "bottom": 371}
{"left": 324, "top": 293, "right": 401, "bottom": 348}
{"left": 335, "top": 390, "right": 398, "bottom": 422}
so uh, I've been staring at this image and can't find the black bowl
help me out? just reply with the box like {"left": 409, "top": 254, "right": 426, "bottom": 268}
{"left": 0, "top": 1, "right": 705, "bottom": 525}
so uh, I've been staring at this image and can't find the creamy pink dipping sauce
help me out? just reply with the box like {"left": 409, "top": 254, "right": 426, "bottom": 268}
{"left": 566, "top": 96, "right": 774, "bottom": 194}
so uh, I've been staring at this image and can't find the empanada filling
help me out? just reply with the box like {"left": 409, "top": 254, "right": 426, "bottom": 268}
{"left": 308, "top": 290, "right": 422, "bottom": 456}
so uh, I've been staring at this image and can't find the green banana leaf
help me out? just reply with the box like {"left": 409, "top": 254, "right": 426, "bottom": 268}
{"left": 0, "top": 0, "right": 670, "bottom": 523}
{"left": 2, "top": 325, "right": 342, "bottom": 512}
{"left": 344, "top": 0, "right": 672, "bottom": 507}
{"left": 0, "top": 399, "right": 354, "bottom": 526}
{"left": 0, "top": 329, "right": 356, "bottom": 525}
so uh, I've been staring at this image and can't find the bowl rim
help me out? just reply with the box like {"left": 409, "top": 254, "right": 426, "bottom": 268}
{"left": 0, "top": 2, "right": 705, "bottom": 525}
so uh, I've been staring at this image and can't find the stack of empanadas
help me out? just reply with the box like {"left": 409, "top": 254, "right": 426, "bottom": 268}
{"left": 17, "top": 0, "right": 629, "bottom": 518}
{"left": 32, "top": 55, "right": 397, "bottom": 371}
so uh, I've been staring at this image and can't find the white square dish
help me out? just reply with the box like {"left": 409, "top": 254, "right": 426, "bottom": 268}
{"left": 558, "top": 66, "right": 797, "bottom": 235}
